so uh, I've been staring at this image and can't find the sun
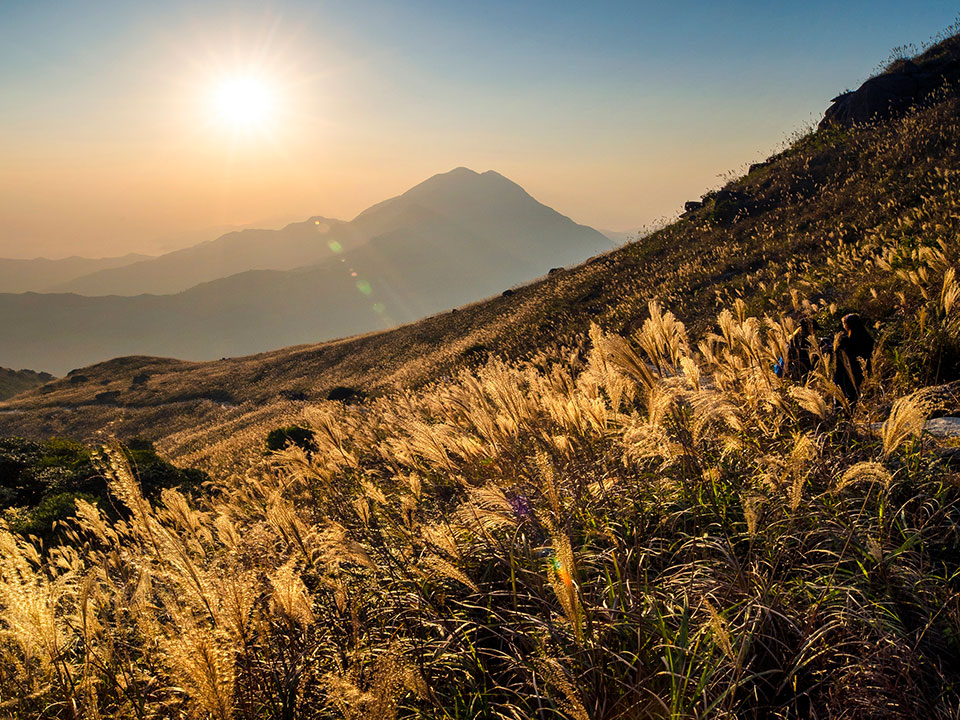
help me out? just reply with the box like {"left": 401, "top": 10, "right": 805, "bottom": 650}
{"left": 211, "top": 74, "right": 274, "bottom": 131}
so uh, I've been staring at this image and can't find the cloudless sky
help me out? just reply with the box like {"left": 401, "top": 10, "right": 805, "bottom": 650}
{"left": 0, "top": 1, "right": 957, "bottom": 258}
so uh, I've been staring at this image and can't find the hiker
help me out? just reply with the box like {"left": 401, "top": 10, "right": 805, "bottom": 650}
{"left": 833, "top": 313, "right": 874, "bottom": 404}
{"left": 784, "top": 316, "right": 819, "bottom": 382}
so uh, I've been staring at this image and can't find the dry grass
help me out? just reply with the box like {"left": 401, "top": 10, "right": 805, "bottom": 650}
{"left": 2, "top": 262, "right": 960, "bottom": 716}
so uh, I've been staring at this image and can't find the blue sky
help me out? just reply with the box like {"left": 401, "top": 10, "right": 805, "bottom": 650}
{"left": 0, "top": 1, "right": 957, "bottom": 257}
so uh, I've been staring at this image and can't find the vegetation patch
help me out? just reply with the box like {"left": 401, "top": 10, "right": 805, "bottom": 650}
{"left": 5, "top": 30, "right": 960, "bottom": 720}
{"left": 326, "top": 385, "right": 366, "bottom": 403}
{"left": 0, "top": 435, "right": 204, "bottom": 542}
{"left": 265, "top": 424, "right": 317, "bottom": 453}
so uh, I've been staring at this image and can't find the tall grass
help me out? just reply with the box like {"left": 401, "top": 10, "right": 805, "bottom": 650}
{"left": 2, "top": 258, "right": 960, "bottom": 717}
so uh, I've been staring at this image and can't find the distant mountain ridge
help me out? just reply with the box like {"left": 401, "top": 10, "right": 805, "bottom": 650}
{"left": 0, "top": 168, "right": 612, "bottom": 373}
{"left": 0, "top": 367, "right": 54, "bottom": 401}
{"left": 52, "top": 217, "right": 359, "bottom": 296}
{"left": 0, "top": 253, "right": 151, "bottom": 294}
{"left": 51, "top": 168, "right": 612, "bottom": 297}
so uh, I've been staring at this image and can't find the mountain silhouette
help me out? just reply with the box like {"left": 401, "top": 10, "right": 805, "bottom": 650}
{"left": 0, "top": 168, "right": 611, "bottom": 373}
{"left": 49, "top": 168, "right": 610, "bottom": 298}
{"left": 0, "top": 366, "right": 54, "bottom": 401}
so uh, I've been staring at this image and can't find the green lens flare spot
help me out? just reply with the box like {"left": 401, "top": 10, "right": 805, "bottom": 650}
{"left": 373, "top": 302, "right": 386, "bottom": 313}
{"left": 356, "top": 280, "right": 372, "bottom": 295}
{"left": 328, "top": 241, "right": 343, "bottom": 254}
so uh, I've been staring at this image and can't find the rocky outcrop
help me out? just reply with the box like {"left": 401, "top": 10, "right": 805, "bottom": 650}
{"left": 821, "top": 37, "right": 960, "bottom": 129}
{"left": 925, "top": 417, "right": 960, "bottom": 438}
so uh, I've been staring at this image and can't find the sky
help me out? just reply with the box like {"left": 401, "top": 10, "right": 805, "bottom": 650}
{"left": 0, "top": 1, "right": 958, "bottom": 259}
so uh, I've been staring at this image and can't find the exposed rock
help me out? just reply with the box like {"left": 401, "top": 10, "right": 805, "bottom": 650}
{"left": 926, "top": 381, "right": 960, "bottom": 416}
{"left": 820, "top": 38, "right": 960, "bottom": 129}
{"left": 93, "top": 390, "right": 121, "bottom": 405}
{"left": 327, "top": 386, "right": 365, "bottom": 404}
{"left": 924, "top": 416, "right": 960, "bottom": 438}
{"left": 822, "top": 69, "right": 927, "bottom": 128}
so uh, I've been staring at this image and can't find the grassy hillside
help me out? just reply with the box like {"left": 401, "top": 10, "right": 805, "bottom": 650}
{"left": 3, "top": 34, "right": 960, "bottom": 719}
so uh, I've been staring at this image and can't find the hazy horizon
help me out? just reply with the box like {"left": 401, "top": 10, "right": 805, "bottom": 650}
{"left": 2, "top": 0, "right": 958, "bottom": 259}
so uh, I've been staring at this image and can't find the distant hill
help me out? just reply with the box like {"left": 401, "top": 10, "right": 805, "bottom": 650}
{"left": 598, "top": 229, "right": 637, "bottom": 245}
{"left": 52, "top": 217, "right": 359, "bottom": 296}
{"left": 0, "top": 168, "right": 612, "bottom": 373}
{"left": 0, "top": 253, "right": 151, "bottom": 294}
{"left": 52, "top": 169, "right": 612, "bottom": 297}
{"left": 0, "top": 367, "right": 54, "bottom": 401}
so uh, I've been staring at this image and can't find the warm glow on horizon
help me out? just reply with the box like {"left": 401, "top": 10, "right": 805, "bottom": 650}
{"left": 211, "top": 74, "right": 274, "bottom": 131}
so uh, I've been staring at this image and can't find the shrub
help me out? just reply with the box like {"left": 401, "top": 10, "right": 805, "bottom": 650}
{"left": 9, "top": 491, "right": 98, "bottom": 539}
{"left": 0, "top": 435, "right": 205, "bottom": 540}
{"left": 266, "top": 425, "right": 317, "bottom": 453}
{"left": 326, "top": 385, "right": 366, "bottom": 403}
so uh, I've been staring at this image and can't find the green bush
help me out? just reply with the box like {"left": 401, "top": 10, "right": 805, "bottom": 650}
{"left": 266, "top": 425, "right": 317, "bottom": 453}
{"left": 0, "top": 435, "right": 206, "bottom": 541}
{"left": 326, "top": 385, "right": 366, "bottom": 403}
{"left": 9, "top": 491, "right": 97, "bottom": 539}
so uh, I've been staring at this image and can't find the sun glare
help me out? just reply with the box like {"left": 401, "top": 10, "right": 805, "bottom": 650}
{"left": 211, "top": 74, "right": 274, "bottom": 131}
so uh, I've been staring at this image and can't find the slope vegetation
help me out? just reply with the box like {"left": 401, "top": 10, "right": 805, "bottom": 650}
{"left": 5, "top": 56, "right": 960, "bottom": 465}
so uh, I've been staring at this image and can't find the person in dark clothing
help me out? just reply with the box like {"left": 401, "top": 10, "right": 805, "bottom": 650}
{"left": 833, "top": 313, "right": 874, "bottom": 404}
{"left": 785, "top": 316, "right": 819, "bottom": 382}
